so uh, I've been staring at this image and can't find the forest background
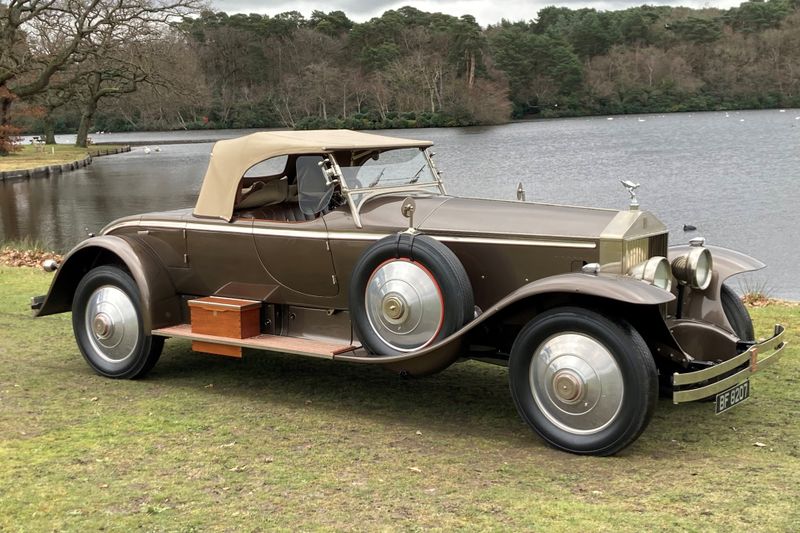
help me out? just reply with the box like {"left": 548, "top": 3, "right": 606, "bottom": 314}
{"left": 4, "top": 0, "right": 800, "bottom": 146}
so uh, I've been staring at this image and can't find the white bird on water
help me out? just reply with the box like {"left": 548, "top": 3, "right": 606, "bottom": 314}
{"left": 143, "top": 146, "right": 151, "bottom": 154}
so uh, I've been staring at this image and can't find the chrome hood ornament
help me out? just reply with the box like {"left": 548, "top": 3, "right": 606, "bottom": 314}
{"left": 620, "top": 180, "right": 640, "bottom": 210}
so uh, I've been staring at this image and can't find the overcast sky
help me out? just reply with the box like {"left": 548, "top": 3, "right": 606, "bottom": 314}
{"left": 210, "top": 0, "right": 744, "bottom": 26}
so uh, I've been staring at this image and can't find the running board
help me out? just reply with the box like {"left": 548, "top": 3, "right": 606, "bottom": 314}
{"left": 152, "top": 324, "right": 360, "bottom": 359}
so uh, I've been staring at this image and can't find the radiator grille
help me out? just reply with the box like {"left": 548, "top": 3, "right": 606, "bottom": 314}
{"left": 622, "top": 233, "right": 669, "bottom": 272}
{"left": 648, "top": 233, "right": 668, "bottom": 259}
{"left": 623, "top": 238, "right": 648, "bottom": 272}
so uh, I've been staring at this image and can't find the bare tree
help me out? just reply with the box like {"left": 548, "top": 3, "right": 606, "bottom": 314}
{"left": 0, "top": 0, "right": 202, "bottom": 154}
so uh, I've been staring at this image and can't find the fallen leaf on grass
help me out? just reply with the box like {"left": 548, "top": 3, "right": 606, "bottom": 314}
{"left": 229, "top": 465, "right": 248, "bottom": 472}
{"left": 408, "top": 466, "right": 422, "bottom": 473}
{"left": 754, "top": 442, "right": 766, "bottom": 447}
{"left": 415, "top": 430, "right": 422, "bottom": 436}
{"left": 219, "top": 441, "right": 236, "bottom": 448}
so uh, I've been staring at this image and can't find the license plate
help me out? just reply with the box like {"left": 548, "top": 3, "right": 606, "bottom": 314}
{"left": 715, "top": 380, "right": 750, "bottom": 414}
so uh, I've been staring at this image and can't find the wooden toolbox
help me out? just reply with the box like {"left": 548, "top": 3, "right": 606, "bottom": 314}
{"left": 188, "top": 296, "right": 261, "bottom": 357}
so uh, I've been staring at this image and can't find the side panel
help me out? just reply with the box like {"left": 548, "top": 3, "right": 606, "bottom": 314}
{"left": 253, "top": 218, "right": 339, "bottom": 298}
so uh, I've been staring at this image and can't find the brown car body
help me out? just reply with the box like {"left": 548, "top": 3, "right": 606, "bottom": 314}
{"left": 33, "top": 130, "right": 787, "bottom": 455}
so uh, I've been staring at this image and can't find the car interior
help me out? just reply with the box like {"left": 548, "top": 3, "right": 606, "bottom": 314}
{"left": 235, "top": 154, "right": 333, "bottom": 222}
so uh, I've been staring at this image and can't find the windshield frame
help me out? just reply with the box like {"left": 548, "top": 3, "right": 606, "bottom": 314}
{"left": 329, "top": 147, "right": 446, "bottom": 228}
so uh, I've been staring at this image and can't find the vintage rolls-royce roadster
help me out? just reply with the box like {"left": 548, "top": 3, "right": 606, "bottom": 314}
{"left": 32, "top": 130, "right": 786, "bottom": 455}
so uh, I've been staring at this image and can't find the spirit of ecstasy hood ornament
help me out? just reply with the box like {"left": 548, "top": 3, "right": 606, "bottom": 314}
{"left": 620, "top": 180, "right": 640, "bottom": 210}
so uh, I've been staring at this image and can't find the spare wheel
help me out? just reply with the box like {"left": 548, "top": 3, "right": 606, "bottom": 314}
{"left": 349, "top": 233, "right": 474, "bottom": 356}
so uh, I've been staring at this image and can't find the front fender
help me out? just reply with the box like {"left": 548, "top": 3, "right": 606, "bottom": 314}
{"left": 669, "top": 244, "right": 765, "bottom": 285}
{"left": 668, "top": 244, "right": 765, "bottom": 330}
{"left": 336, "top": 272, "right": 674, "bottom": 374}
{"left": 34, "top": 236, "right": 180, "bottom": 331}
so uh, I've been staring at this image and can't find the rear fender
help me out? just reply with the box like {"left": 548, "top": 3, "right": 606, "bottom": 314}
{"left": 338, "top": 272, "right": 677, "bottom": 375}
{"left": 35, "top": 236, "right": 180, "bottom": 331}
{"left": 668, "top": 244, "right": 765, "bottom": 332}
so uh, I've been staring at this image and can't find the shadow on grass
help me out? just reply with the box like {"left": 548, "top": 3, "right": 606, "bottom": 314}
{"left": 114, "top": 338, "right": 709, "bottom": 455}
{"left": 145, "top": 340, "right": 526, "bottom": 441}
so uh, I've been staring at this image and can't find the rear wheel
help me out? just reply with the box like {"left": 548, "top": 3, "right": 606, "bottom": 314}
{"left": 72, "top": 266, "right": 163, "bottom": 379}
{"left": 509, "top": 307, "right": 658, "bottom": 456}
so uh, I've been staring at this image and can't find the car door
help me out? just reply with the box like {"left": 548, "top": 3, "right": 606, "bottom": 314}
{"left": 252, "top": 155, "right": 339, "bottom": 298}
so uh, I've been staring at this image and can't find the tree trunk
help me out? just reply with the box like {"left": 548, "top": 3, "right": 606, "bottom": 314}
{"left": 0, "top": 94, "right": 13, "bottom": 156}
{"left": 468, "top": 52, "right": 476, "bottom": 88}
{"left": 76, "top": 112, "right": 94, "bottom": 148}
{"left": 44, "top": 114, "right": 57, "bottom": 145}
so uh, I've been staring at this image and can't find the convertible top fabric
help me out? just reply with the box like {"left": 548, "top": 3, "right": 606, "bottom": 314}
{"left": 194, "top": 130, "right": 433, "bottom": 221}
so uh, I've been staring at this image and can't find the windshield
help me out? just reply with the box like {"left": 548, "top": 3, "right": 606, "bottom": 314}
{"left": 338, "top": 148, "right": 438, "bottom": 191}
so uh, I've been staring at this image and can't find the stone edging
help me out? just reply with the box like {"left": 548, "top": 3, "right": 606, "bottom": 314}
{"left": 0, "top": 145, "right": 131, "bottom": 182}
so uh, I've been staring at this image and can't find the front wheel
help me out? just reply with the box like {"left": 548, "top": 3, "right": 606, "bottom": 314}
{"left": 508, "top": 307, "right": 657, "bottom": 456}
{"left": 72, "top": 265, "right": 163, "bottom": 379}
{"left": 720, "top": 283, "right": 755, "bottom": 341}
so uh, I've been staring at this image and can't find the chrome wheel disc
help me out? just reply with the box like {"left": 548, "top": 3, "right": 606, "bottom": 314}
{"left": 84, "top": 285, "right": 139, "bottom": 363}
{"left": 529, "top": 333, "right": 623, "bottom": 435}
{"left": 365, "top": 259, "right": 443, "bottom": 352}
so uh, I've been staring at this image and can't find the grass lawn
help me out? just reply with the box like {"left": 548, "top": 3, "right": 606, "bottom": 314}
{"left": 0, "top": 144, "right": 127, "bottom": 171}
{"left": 0, "top": 266, "right": 797, "bottom": 531}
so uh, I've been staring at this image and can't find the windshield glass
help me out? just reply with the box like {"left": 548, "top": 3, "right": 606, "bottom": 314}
{"left": 338, "top": 148, "right": 438, "bottom": 191}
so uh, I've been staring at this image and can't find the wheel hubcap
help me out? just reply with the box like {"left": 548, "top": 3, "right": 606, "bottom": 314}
{"left": 93, "top": 313, "right": 114, "bottom": 340}
{"left": 552, "top": 369, "right": 583, "bottom": 404}
{"left": 84, "top": 285, "right": 139, "bottom": 363}
{"left": 365, "top": 259, "right": 443, "bottom": 352}
{"left": 529, "top": 333, "right": 624, "bottom": 435}
{"left": 382, "top": 294, "right": 407, "bottom": 323}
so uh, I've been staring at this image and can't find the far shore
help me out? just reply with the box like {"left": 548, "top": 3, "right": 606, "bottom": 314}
{"left": 15, "top": 107, "right": 800, "bottom": 149}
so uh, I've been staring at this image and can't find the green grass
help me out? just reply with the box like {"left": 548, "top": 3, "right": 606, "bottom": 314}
{"left": 0, "top": 144, "right": 127, "bottom": 171}
{"left": 1, "top": 266, "right": 798, "bottom": 531}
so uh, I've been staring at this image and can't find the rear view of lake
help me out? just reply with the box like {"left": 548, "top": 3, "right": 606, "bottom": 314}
{"left": 1, "top": 109, "right": 798, "bottom": 298}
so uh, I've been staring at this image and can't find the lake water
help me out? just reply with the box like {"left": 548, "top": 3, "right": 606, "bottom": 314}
{"left": 2, "top": 109, "right": 799, "bottom": 299}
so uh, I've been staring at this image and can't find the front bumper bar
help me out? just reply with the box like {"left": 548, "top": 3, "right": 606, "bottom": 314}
{"left": 672, "top": 324, "right": 787, "bottom": 403}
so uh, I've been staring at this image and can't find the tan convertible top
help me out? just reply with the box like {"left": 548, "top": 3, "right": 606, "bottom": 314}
{"left": 194, "top": 129, "right": 433, "bottom": 221}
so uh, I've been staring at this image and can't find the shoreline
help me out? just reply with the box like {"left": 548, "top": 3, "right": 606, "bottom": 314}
{"left": 21, "top": 106, "right": 800, "bottom": 143}
{"left": 18, "top": 107, "right": 800, "bottom": 148}
{"left": 0, "top": 145, "right": 131, "bottom": 181}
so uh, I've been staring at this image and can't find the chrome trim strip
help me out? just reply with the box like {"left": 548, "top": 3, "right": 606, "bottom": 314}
{"left": 105, "top": 220, "right": 597, "bottom": 249}
{"left": 433, "top": 235, "right": 596, "bottom": 249}
{"left": 672, "top": 324, "right": 786, "bottom": 403}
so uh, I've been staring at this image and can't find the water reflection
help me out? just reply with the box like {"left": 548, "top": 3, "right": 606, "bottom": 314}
{"left": 1, "top": 144, "right": 210, "bottom": 247}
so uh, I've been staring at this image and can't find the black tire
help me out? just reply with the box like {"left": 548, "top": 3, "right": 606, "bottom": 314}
{"left": 720, "top": 283, "right": 755, "bottom": 341}
{"left": 72, "top": 265, "right": 163, "bottom": 379}
{"left": 349, "top": 233, "right": 474, "bottom": 356}
{"left": 508, "top": 307, "right": 658, "bottom": 456}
